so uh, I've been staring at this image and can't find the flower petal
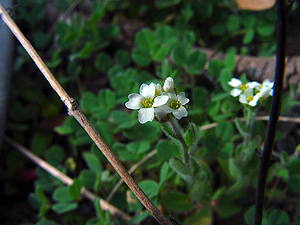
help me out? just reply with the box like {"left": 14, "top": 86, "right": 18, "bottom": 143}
{"left": 230, "top": 88, "right": 242, "bottom": 97}
{"left": 153, "top": 95, "right": 169, "bottom": 107}
{"left": 228, "top": 78, "right": 242, "bottom": 87}
{"left": 125, "top": 94, "right": 142, "bottom": 109}
{"left": 138, "top": 108, "right": 154, "bottom": 124}
{"left": 140, "top": 83, "right": 155, "bottom": 99}
{"left": 249, "top": 94, "right": 260, "bottom": 106}
{"left": 173, "top": 106, "right": 188, "bottom": 120}
{"left": 239, "top": 94, "right": 248, "bottom": 104}
{"left": 154, "top": 107, "right": 167, "bottom": 120}
{"left": 163, "top": 77, "right": 175, "bottom": 92}
{"left": 177, "top": 92, "right": 189, "bottom": 105}
{"left": 247, "top": 81, "right": 260, "bottom": 88}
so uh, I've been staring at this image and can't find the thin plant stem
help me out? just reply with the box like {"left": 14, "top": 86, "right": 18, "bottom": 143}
{"left": 254, "top": 0, "right": 290, "bottom": 224}
{"left": 0, "top": 5, "right": 172, "bottom": 225}
{"left": 4, "top": 136, "right": 131, "bottom": 222}
{"left": 168, "top": 116, "right": 189, "bottom": 164}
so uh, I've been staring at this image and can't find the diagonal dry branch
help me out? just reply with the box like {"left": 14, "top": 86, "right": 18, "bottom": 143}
{"left": 0, "top": 4, "right": 172, "bottom": 225}
{"left": 4, "top": 136, "right": 131, "bottom": 222}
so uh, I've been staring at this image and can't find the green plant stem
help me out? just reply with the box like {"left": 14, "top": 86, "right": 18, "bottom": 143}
{"left": 168, "top": 116, "right": 189, "bottom": 164}
{"left": 254, "top": 1, "right": 290, "bottom": 224}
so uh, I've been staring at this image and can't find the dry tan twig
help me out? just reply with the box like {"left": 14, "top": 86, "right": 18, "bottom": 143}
{"left": 0, "top": 4, "right": 172, "bottom": 225}
{"left": 4, "top": 136, "right": 131, "bottom": 221}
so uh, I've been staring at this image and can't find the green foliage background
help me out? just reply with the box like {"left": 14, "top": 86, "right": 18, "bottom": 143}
{"left": 2, "top": 0, "right": 300, "bottom": 225}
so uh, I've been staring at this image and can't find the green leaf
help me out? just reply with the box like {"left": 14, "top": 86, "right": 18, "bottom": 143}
{"left": 98, "top": 89, "right": 116, "bottom": 111}
{"left": 36, "top": 219, "right": 58, "bottom": 225}
{"left": 159, "top": 162, "right": 170, "bottom": 190}
{"left": 79, "top": 169, "right": 96, "bottom": 189}
{"left": 169, "top": 157, "right": 192, "bottom": 182}
{"left": 45, "top": 145, "right": 65, "bottom": 167}
{"left": 138, "top": 180, "right": 159, "bottom": 199}
{"left": 114, "top": 49, "right": 131, "bottom": 67}
{"left": 186, "top": 50, "right": 206, "bottom": 74}
{"left": 268, "top": 209, "right": 290, "bottom": 225}
{"left": 207, "top": 59, "right": 224, "bottom": 77}
{"left": 243, "top": 28, "right": 255, "bottom": 44}
{"left": 155, "top": 0, "right": 181, "bottom": 9}
{"left": 68, "top": 179, "right": 82, "bottom": 200}
{"left": 31, "top": 132, "right": 52, "bottom": 156}
{"left": 95, "top": 52, "right": 112, "bottom": 72}
{"left": 171, "top": 43, "right": 188, "bottom": 66}
{"left": 53, "top": 186, "right": 73, "bottom": 202}
{"left": 69, "top": 42, "right": 97, "bottom": 60}
{"left": 54, "top": 117, "right": 77, "bottom": 135}
{"left": 183, "top": 30, "right": 196, "bottom": 47}
{"left": 155, "top": 25, "right": 174, "bottom": 44}
{"left": 161, "top": 191, "right": 193, "bottom": 212}
{"left": 210, "top": 186, "right": 226, "bottom": 201}
{"left": 152, "top": 43, "right": 168, "bottom": 62}
{"left": 156, "top": 140, "right": 181, "bottom": 161}
{"left": 256, "top": 20, "right": 275, "bottom": 37}
{"left": 135, "top": 29, "right": 155, "bottom": 51}
{"left": 126, "top": 141, "right": 151, "bottom": 154}
{"left": 226, "top": 15, "right": 241, "bottom": 32}
{"left": 80, "top": 92, "right": 98, "bottom": 112}
{"left": 224, "top": 52, "right": 236, "bottom": 72}
{"left": 216, "top": 121, "right": 234, "bottom": 142}
{"left": 219, "top": 142, "right": 234, "bottom": 159}
{"left": 219, "top": 68, "right": 233, "bottom": 92}
{"left": 52, "top": 202, "right": 78, "bottom": 214}
{"left": 132, "top": 47, "right": 152, "bottom": 66}
{"left": 95, "top": 121, "right": 114, "bottom": 146}
{"left": 83, "top": 152, "right": 103, "bottom": 174}
{"left": 192, "top": 86, "right": 208, "bottom": 108}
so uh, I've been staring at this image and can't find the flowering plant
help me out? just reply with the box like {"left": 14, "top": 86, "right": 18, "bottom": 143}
{"left": 228, "top": 78, "right": 274, "bottom": 107}
{"left": 125, "top": 77, "right": 189, "bottom": 123}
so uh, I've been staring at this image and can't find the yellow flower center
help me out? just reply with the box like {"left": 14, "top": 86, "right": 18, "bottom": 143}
{"left": 170, "top": 100, "right": 181, "bottom": 110}
{"left": 241, "top": 83, "right": 248, "bottom": 91}
{"left": 142, "top": 98, "right": 154, "bottom": 108}
{"left": 155, "top": 89, "right": 160, "bottom": 95}
{"left": 247, "top": 96, "right": 253, "bottom": 102}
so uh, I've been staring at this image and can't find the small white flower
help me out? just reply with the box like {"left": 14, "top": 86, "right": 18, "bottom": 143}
{"left": 163, "top": 77, "right": 175, "bottom": 92}
{"left": 159, "top": 92, "right": 190, "bottom": 120}
{"left": 239, "top": 88, "right": 260, "bottom": 107}
{"left": 228, "top": 78, "right": 260, "bottom": 97}
{"left": 256, "top": 79, "right": 274, "bottom": 97}
{"left": 125, "top": 83, "right": 168, "bottom": 124}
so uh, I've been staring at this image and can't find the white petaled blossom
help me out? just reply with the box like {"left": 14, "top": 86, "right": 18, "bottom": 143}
{"left": 228, "top": 78, "right": 260, "bottom": 97}
{"left": 125, "top": 83, "right": 168, "bottom": 124}
{"left": 125, "top": 77, "right": 190, "bottom": 123}
{"left": 163, "top": 77, "right": 175, "bottom": 92}
{"left": 159, "top": 92, "right": 190, "bottom": 120}
{"left": 256, "top": 79, "right": 274, "bottom": 97}
{"left": 239, "top": 88, "right": 260, "bottom": 107}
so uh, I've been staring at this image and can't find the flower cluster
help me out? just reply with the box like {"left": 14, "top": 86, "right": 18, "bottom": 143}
{"left": 125, "top": 77, "right": 189, "bottom": 124}
{"left": 228, "top": 78, "right": 274, "bottom": 107}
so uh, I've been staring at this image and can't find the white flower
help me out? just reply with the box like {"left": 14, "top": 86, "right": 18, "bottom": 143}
{"left": 239, "top": 88, "right": 260, "bottom": 107}
{"left": 125, "top": 83, "right": 169, "bottom": 124}
{"left": 256, "top": 79, "right": 274, "bottom": 97}
{"left": 163, "top": 77, "right": 175, "bottom": 92}
{"left": 159, "top": 92, "right": 190, "bottom": 120}
{"left": 228, "top": 78, "right": 260, "bottom": 97}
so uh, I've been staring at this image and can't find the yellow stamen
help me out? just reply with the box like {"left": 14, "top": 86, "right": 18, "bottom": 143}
{"left": 170, "top": 100, "right": 180, "bottom": 109}
{"left": 142, "top": 97, "right": 153, "bottom": 108}
{"left": 247, "top": 96, "right": 253, "bottom": 102}
{"left": 241, "top": 83, "right": 248, "bottom": 91}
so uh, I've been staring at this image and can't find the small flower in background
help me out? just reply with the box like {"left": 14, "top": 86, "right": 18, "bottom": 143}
{"left": 256, "top": 79, "right": 274, "bottom": 97}
{"left": 125, "top": 82, "right": 169, "bottom": 124}
{"left": 125, "top": 77, "right": 189, "bottom": 123}
{"left": 228, "top": 77, "right": 274, "bottom": 107}
{"left": 228, "top": 78, "right": 260, "bottom": 97}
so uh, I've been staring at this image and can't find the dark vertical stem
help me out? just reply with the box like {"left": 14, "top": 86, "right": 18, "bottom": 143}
{"left": 254, "top": 1, "right": 290, "bottom": 224}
